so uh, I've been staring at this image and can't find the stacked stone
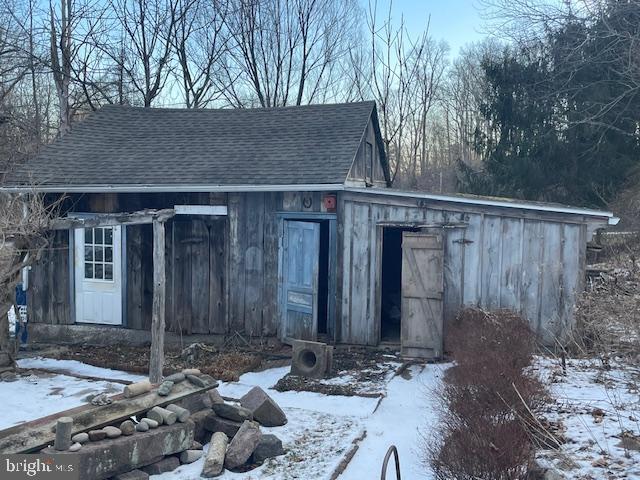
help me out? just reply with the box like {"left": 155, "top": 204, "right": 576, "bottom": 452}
{"left": 42, "top": 371, "right": 289, "bottom": 478}
{"left": 194, "top": 386, "right": 287, "bottom": 477}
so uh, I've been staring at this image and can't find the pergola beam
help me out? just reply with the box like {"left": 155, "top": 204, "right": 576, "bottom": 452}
{"left": 49, "top": 208, "right": 175, "bottom": 230}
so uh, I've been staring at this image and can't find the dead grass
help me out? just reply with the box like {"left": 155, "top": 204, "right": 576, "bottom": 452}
{"left": 53, "top": 343, "right": 273, "bottom": 382}
{"left": 571, "top": 232, "right": 640, "bottom": 359}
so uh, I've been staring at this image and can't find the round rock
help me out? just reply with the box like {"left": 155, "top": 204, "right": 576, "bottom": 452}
{"left": 120, "top": 420, "right": 135, "bottom": 436}
{"left": 88, "top": 429, "right": 107, "bottom": 442}
{"left": 69, "top": 443, "right": 82, "bottom": 452}
{"left": 135, "top": 421, "right": 149, "bottom": 432}
{"left": 103, "top": 426, "right": 122, "bottom": 439}
{"left": 71, "top": 433, "right": 89, "bottom": 444}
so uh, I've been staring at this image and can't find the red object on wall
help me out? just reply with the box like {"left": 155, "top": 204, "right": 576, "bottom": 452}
{"left": 323, "top": 194, "right": 337, "bottom": 212}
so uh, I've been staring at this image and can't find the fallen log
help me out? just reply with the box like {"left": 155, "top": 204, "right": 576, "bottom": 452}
{"left": 0, "top": 378, "right": 217, "bottom": 454}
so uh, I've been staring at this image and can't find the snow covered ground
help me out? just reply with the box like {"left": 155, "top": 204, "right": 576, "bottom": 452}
{"left": 0, "top": 372, "right": 124, "bottom": 428}
{"left": 2, "top": 356, "right": 446, "bottom": 479}
{"left": 17, "top": 356, "right": 147, "bottom": 382}
{"left": 3, "top": 354, "right": 638, "bottom": 479}
{"left": 534, "top": 356, "right": 640, "bottom": 480}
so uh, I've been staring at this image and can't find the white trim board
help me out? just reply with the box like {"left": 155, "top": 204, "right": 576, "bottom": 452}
{"left": 174, "top": 205, "right": 228, "bottom": 216}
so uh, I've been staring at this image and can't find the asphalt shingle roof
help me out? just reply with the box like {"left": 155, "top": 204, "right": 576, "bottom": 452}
{"left": 15, "top": 101, "right": 376, "bottom": 190}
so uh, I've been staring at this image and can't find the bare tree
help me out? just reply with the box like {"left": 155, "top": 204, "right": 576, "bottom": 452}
{"left": 221, "top": 0, "right": 359, "bottom": 108}
{"left": 0, "top": 106, "right": 61, "bottom": 368}
{"left": 108, "top": 0, "right": 179, "bottom": 107}
{"left": 173, "top": 0, "right": 229, "bottom": 108}
{"left": 348, "top": 1, "right": 449, "bottom": 187}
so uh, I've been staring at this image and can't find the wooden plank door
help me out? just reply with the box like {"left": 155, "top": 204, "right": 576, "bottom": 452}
{"left": 281, "top": 220, "right": 320, "bottom": 341}
{"left": 401, "top": 232, "right": 444, "bottom": 359}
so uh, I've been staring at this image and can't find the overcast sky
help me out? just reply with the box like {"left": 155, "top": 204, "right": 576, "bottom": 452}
{"left": 372, "top": 0, "right": 488, "bottom": 56}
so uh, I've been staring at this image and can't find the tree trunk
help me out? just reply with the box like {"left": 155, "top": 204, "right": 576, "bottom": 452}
{"left": 0, "top": 299, "right": 16, "bottom": 368}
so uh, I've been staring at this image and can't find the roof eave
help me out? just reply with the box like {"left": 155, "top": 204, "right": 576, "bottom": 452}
{"left": 344, "top": 187, "right": 616, "bottom": 222}
{"left": 1, "top": 183, "right": 347, "bottom": 194}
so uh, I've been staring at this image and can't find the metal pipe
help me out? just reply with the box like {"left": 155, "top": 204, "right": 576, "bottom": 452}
{"left": 381, "top": 445, "right": 401, "bottom": 480}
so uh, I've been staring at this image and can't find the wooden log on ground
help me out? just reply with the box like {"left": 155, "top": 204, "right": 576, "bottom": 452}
{"left": 0, "top": 378, "right": 216, "bottom": 454}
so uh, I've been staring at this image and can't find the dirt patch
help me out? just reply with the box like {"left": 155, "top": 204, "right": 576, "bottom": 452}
{"left": 274, "top": 347, "right": 402, "bottom": 397}
{"left": 48, "top": 343, "right": 290, "bottom": 382}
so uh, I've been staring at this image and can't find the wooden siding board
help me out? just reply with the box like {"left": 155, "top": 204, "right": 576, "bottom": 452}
{"left": 462, "top": 213, "right": 482, "bottom": 306}
{"left": 262, "top": 194, "right": 279, "bottom": 336}
{"left": 342, "top": 200, "right": 354, "bottom": 342}
{"left": 520, "top": 220, "right": 544, "bottom": 333}
{"left": 441, "top": 212, "right": 465, "bottom": 326}
{"left": 539, "top": 222, "right": 563, "bottom": 343}
{"left": 190, "top": 219, "right": 211, "bottom": 334}
{"left": 349, "top": 203, "right": 372, "bottom": 345}
{"left": 173, "top": 220, "right": 193, "bottom": 334}
{"left": 243, "top": 194, "right": 265, "bottom": 336}
{"left": 228, "top": 193, "right": 246, "bottom": 333}
{"left": 499, "top": 218, "right": 523, "bottom": 310}
{"left": 125, "top": 226, "right": 143, "bottom": 330}
{"left": 208, "top": 218, "right": 227, "bottom": 334}
{"left": 481, "top": 216, "right": 502, "bottom": 310}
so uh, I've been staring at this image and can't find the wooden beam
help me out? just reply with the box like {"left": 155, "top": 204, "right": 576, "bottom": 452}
{"left": 50, "top": 209, "right": 175, "bottom": 230}
{"left": 149, "top": 219, "right": 166, "bottom": 383}
{"left": 0, "top": 380, "right": 216, "bottom": 454}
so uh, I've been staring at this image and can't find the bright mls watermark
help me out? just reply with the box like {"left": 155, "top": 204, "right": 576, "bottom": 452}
{"left": 1, "top": 455, "right": 79, "bottom": 480}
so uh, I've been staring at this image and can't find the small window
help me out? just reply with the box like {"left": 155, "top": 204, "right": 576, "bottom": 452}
{"left": 365, "top": 142, "right": 373, "bottom": 182}
{"left": 84, "top": 227, "right": 115, "bottom": 281}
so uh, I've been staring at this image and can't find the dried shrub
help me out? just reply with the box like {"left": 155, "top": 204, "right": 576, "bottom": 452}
{"left": 427, "top": 308, "right": 548, "bottom": 480}
{"left": 571, "top": 232, "right": 640, "bottom": 358}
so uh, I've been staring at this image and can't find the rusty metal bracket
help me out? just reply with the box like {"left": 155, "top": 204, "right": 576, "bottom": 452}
{"left": 381, "top": 445, "right": 401, "bottom": 480}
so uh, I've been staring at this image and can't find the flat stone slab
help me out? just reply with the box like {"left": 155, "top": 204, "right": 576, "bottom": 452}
{"left": 41, "top": 421, "right": 194, "bottom": 480}
{"left": 252, "top": 434, "right": 285, "bottom": 464}
{"left": 141, "top": 456, "right": 180, "bottom": 475}
{"left": 113, "top": 470, "right": 149, "bottom": 480}
{"left": 204, "top": 412, "right": 242, "bottom": 439}
{"left": 224, "top": 420, "right": 261, "bottom": 470}
{"left": 212, "top": 403, "right": 253, "bottom": 423}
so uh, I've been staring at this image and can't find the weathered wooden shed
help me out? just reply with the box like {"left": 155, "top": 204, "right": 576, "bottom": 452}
{"left": 7, "top": 102, "right": 616, "bottom": 358}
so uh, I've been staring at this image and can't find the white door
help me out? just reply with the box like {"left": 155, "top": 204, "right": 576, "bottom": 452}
{"left": 74, "top": 226, "right": 123, "bottom": 325}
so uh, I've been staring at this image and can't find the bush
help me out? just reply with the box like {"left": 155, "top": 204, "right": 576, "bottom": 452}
{"left": 427, "top": 309, "right": 548, "bottom": 480}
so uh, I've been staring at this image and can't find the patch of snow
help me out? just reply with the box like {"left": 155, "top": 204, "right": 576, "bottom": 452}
{"left": 338, "top": 363, "right": 449, "bottom": 480}
{"left": 0, "top": 373, "right": 123, "bottom": 429}
{"left": 17, "top": 356, "right": 147, "bottom": 383}
{"left": 153, "top": 408, "right": 364, "bottom": 480}
{"left": 535, "top": 356, "right": 640, "bottom": 479}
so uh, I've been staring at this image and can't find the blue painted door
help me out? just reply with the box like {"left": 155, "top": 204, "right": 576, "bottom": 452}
{"left": 282, "top": 220, "right": 320, "bottom": 341}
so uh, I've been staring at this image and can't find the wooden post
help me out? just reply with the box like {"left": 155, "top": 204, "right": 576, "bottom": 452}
{"left": 149, "top": 219, "right": 166, "bottom": 384}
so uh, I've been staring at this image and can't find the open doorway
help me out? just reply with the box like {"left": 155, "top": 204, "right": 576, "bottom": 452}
{"left": 316, "top": 220, "right": 330, "bottom": 335}
{"left": 380, "top": 226, "right": 419, "bottom": 342}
